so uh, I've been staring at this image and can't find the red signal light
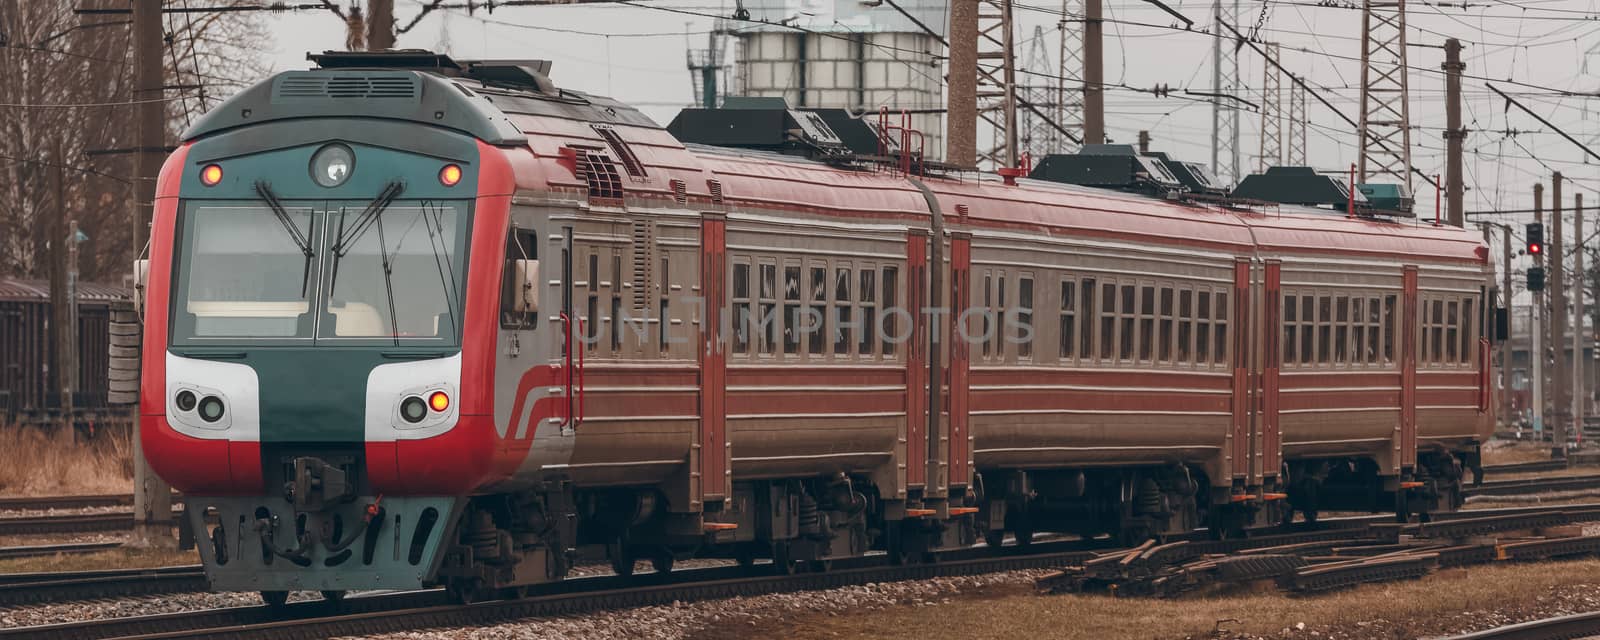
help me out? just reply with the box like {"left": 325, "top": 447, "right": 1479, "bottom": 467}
{"left": 1529, "top": 244, "right": 1542, "bottom": 255}
{"left": 439, "top": 164, "right": 462, "bottom": 187}
{"left": 200, "top": 164, "right": 223, "bottom": 186}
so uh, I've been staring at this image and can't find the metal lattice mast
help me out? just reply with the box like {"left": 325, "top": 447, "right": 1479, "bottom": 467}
{"left": 1056, "top": 0, "right": 1085, "bottom": 151}
{"left": 1211, "top": 0, "right": 1242, "bottom": 186}
{"left": 1258, "top": 42, "right": 1283, "bottom": 172}
{"left": 1288, "top": 80, "right": 1308, "bottom": 165}
{"left": 977, "top": 0, "right": 1020, "bottom": 167}
{"left": 1021, "top": 25, "right": 1061, "bottom": 158}
{"left": 1357, "top": 0, "right": 1413, "bottom": 190}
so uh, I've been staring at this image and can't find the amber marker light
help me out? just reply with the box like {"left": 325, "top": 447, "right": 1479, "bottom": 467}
{"left": 439, "top": 164, "right": 462, "bottom": 186}
{"left": 200, "top": 164, "right": 223, "bottom": 186}
{"left": 428, "top": 390, "right": 450, "bottom": 412}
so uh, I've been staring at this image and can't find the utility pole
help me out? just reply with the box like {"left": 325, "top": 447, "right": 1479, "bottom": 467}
{"left": 1576, "top": 193, "right": 1586, "bottom": 444}
{"left": 948, "top": 0, "right": 978, "bottom": 166}
{"left": 367, "top": 0, "right": 396, "bottom": 50}
{"left": 1554, "top": 173, "right": 1569, "bottom": 455}
{"left": 1502, "top": 223, "right": 1514, "bottom": 426}
{"left": 49, "top": 141, "right": 69, "bottom": 432}
{"left": 1443, "top": 38, "right": 1465, "bottom": 227}
{"left": 1259, "top": 42, "right": 1284, "bottom": 172}
{"left": 131, "top": 0, "right": 174, "bottom": 549}
{"left": 1137, "top": 130, "right": 1150, "bottom": 153}
{"left": 1357, "top": 0, "right": 1414, "bottom": 191}
{"left": 1287, "top": 80, "right": 1308, "bottom": 166}
{"left": 1082, "top": 0, "right": 1103, "bottom": 145}
{"left": 974, "top": 0, "right": 1020, "bottom": 166}
{"left": 1056, "top": 0, "right": 1085, "bottom": 151}
{"left": 1535, "top": 183, "right": 1547, "bottom": 441}
{"left": 1211, "top": 0, "right": 1241, "bottom": 186}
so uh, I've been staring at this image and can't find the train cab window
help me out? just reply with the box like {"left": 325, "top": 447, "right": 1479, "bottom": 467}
{"left": 1018, "top": 276, "right": 1034, "bottom": 359}
{"left": 1176, "top": 288, "right": 1192, "bottom": 363}
{"left": 1195, "top": 290, "right": 1212, "bottom": 365}
{"left": 732, "top": 262, "right": 751, "bottom": 355}
{"left": 1137, "top": 285, "right": 1155, "bottom": 362}
{"left": 1059, "top": 278, "right": 1078, "bottom": 361}
{"left": 759, "top": 263, "right": 777, "bottom": 355}
{"left": 1382, "top": 295, "right": 1397, "bottom": 363}
{"left": 834, "top": 266, "right": 852, "bottom": 356}
{"left": 1283, "top": 294, "right": 1298, "bottom": 365}
{"left": 1316, "top": 296, "right": 1332, "bottom": 364}
{"left": 860, "top": 269, "right": 877, "bottom": 357}
{"left": 783, "top": 265, "right": 802, "bottom": 355}
{"left": 500, "top": 227, "right": 539, "bottom": 330}
{"left": 1100, "top": 282, "right": 1116, "bottom": 361}
{"left": 881, "top": 266, "right": 898, "bottom": 356}
{"left": 1158, "top": 287, "right": 1174, "bottom": 364}
{"left": 1214, "top": 291, "right": 1229, "bottom": 365}
{"left": 1078, "top": 278, "right": 1095, "bottom": 361}
{"left": 1334, "top": 296, "right": 1349, "bottom": 365}
{"left": 809, "top": 265, "right": 827, "bottom": 356}
{"left": 586, "top": 253, "right": 600, "bottom": 350}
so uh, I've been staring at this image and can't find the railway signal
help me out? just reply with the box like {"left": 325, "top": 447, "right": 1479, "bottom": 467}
{"left": 1527, "top": 222, "right": 1545, "bottom": 257}
{"left": 1528, "top": 266, "right": 1546, "bottom": 292}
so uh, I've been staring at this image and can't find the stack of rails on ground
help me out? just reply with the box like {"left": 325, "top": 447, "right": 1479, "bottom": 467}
{"left": 0, "top": 11, "right": 1596, "bottom": 638}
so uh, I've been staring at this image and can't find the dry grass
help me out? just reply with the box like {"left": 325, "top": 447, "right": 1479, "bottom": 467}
{"left": 0, "top": 546, "right": 196, "bottom": 574}
{"left": 0, "top": 425, "right": 133, "bottom": 496}
{"left": 717, "top": 560, "right": 1600, "bottom": 640}
{"left": 1481, "top": 439, "right": 1562, "bottom": 465}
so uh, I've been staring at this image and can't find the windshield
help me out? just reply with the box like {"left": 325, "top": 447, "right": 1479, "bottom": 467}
{"left": 172, "top": 200, "right": 470, "bottom": 346}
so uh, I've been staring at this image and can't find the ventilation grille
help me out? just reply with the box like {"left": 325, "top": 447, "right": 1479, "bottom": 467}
{"left": 955, "top": 204, "right": 971, "bottom": 220}
{"left": 574, "top": 149, "right": 624, "bottom": 199}
{"left": 670, "top": 179, "right": 687, "bottom": 204}
{"left": 275, "top": 74, "right": 420, "bottom": 100}
{"left": 592, "top": 126, "right": 647, "bottom": 178}
{"left": 708, "top": 179, "right": 725, "bottom": 204}
{"left": 631, "top": 221, "right": 656, "bottom": 311}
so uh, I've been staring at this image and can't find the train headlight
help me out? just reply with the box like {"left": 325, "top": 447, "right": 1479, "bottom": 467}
{"left": 175, "top": 390, "right": 197, "bottom": 412}
{"left": 310, "top": 143, "right": 355, "bottom": 188}
{"left": 200, "top": 164, "right": 223, "bottom": 186}
{"left": 439, "top": 164, "right": 462, "bottom": 187}
{"left": 400, "top": 396, "right": 427, "bottom": 423}
{"left": 197, "top": 395, "right": 226, "bottom": 423}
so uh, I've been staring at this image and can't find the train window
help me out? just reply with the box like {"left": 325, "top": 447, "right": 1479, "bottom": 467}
{"left": 586, "top": 253, "right": 600, "bottom": 350}
{"left": 1138, "top": 285, "right": 1155, "bottom": 362}
{"left": 1300, "top": 296, "right": 1314, "bottom": 365}
{"left": 1283, "top": 294, "right": 1298, "bottom": 365}
{"left": 860, "top": 269, "right": 877, "bottom": 356}
{"left": 759, "top": 263, "right": 777, "bottom": 355}
{"left": 732, "top": 262, "right": 750, "bottom": 355}
{"left": 1445, "top": 300, "right": 1459, "bottom": 364}
{"left": 882, "top": 266, "right": 898, "bottom": 356}
{"left": 1461, "top": 297, "right": 1475, "bottom": 364}
{"left": 1101, "top": 282, "right": 1116, "bottom": 361}
{"left": 659, "top": 256, "right": 671, "bottom": 353}
{"left": 499, "top": 227, "right": 539, "bottom": 330}
{"left": 1080, "top": 278, "right": 1096, "bottom": 361}
{"left": 1350, "top": 298, "right": 1366, "bottom": 366}
{"left": 783, "top": 265, "right": 802, "bottom": 355}
{"left": 611, "top": 254, "right": 623, "bottom": 352}
{"left": 1196, "top": 290, "right": 1212, "bottom": 365}
{"left": 1334, "top": 296, "right": 1349, "bottom": 365}
{"left": 1214, "top": 291, "right": 1229, "bottom": 365}
{"left": 1177, "top": 288, "right": 1192, "bottom": 363}
{"left": 1367, "top": 297, "right": 1381, "bottom": 363}
{"left": 1018, "top": 276, "right": 1034, "bottom": 359}
{"left": 834, "top": 266, "right": 852, "bottom": 356}
{"left": 1060, "top": 279, "right": 1077, "bottom": 360}
{"left": 1316, "top": 295, "right": 1331, "bottom": 364}
{"left": 809, "top": 265, "right": 827, "bottom": 356}
{"left": 1158, "top": 287, "right": 1174, "bottom": 364}
{"left": 1430, "top": 299, "right": 1445, "bottom": 365}
{"left": 982, "top": 273, "right": 993, "bottom": 359}
{"left": 1119, "top": 284, "right": 1136, "bottom": 362}
{"left": 1383, "top": 295, "right": 1397, "bottom": 363}
{"left": 996, "top": 274, "right": 1009, "bottom": 360}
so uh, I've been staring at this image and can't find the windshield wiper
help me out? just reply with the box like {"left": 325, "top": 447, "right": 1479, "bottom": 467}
{"left": 253, "top": 182, "right": 315, "bottom": 297}
{"left": 327, "top": 181, "right": 405, "bottom": 297}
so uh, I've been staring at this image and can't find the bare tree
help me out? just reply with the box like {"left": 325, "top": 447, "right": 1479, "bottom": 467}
{"left": 0, "top": 0, "right": 267, "bottom": 283}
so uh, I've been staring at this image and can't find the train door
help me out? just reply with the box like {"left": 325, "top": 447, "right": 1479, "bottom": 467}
{"left": 696, "top": 213, "right": 729, "bottom": 507}
{"left": 948, "top": 233, "right": 972, "bottom": 495}
{"left": 904, "top": 232, "right": 928, "bottom": 495}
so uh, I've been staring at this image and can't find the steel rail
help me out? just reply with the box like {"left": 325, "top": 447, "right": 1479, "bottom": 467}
{"left": 0, "top": 565, "right": 207, "bottom": 607}
{"left": 0, "top": 494, "right": 184, "bottom": 512}
{"left": 0, "top": 512, "right": 137, "bottom": 536}
{"left": 1481, "top": 460, "right": 1570, "bottom": 475}
{"left": 1464, "top": 475, "right": 1600, "bottom": 498}
{"left": 1438, "top": 610, "right": 1600, "bottom": 639}
{"left": 0, "top": 541, "right": 121, "bottom": 560}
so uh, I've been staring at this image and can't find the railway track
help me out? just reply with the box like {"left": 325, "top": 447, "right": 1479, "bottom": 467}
{"left": 0, "top": 541, "right": 121, "bottom": 560}
{"left": 1439, "top": 610, "right": 1600, "bottom": 639}
{"left": 0, "top": 565, "right": 208, "bottom": 608}
{"left": 0, "top": 494, "right": 183, "bottom": 513}
{"left": 1481, "top": 460, "right": 1571, "bottom": 475}
{"left": 1463, "top": 475, "right": 1600, "bottom": 498}
{"left": 0, "top": 512, "right": 137, "bottom": 536}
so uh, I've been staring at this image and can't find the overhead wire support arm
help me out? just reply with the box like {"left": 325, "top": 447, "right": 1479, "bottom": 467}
{"left": 1486, "top": 83, "right": 1600, "bottom": 165}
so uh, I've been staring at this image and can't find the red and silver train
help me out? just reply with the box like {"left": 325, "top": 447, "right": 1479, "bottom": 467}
{"left": 137, "top": 51, "right": 1493, "bottom": 603}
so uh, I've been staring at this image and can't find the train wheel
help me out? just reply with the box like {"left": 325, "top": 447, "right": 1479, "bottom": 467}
{"left": 983, "top": 529, "right": 1005, "bottom": 549}
{"left": 1013, "top": 525, "right": 1034, "bottom": 549}
{"left": 259, "top": 590, "right": 289, "bottom": 607}
{"left": 320, "top": 590, "right": 346, "bottom": 603}
{"left": 650, "top": 550, "right": 674, "bottom": 574}
{"left": 447, "top": 579, "right": 482, "bottom": 604}
{"left": 772, "top": 541, "right": 798, "bottom": 574}
{"left": 609, "top": 541, "right": 636, "bottom": 577}
{"left": 884, "top": 525, "right": 913, "bottom": 565}
{"left": 735, "top": 544, "right": 758, "bottom": 569}
{"left": 809, "top": 559, "right": 833, "bottom": 573}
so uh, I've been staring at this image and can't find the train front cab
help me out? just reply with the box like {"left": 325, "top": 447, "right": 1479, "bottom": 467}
{"left": 139, "top": 83, "right": 523, "bottom": 598}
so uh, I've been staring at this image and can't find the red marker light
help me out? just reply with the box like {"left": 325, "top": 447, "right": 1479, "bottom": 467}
{"left": 439, "top": 164, "right": 462, "bottom": 187}
{"left": 200, "top": 164, "right": 223, "bottom": 186}
{"left": 428, "top": 390, "right": 450, "bottom": 412}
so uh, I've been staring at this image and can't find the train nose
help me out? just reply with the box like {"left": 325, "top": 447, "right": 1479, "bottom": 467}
{"left": 364, "top": 353, "right": 462, "bottom": 442}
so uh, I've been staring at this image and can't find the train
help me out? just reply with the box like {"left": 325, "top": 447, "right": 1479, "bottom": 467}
{"left": 136, "top": 50, "right": 1495, "bottom": 604}
{"left": 0, "top": 277, "right": 133, "bottom": 430}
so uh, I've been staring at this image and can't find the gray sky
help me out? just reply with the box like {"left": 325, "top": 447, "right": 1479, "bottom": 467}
{"left": 261, "top": 0, "right": 1600, "bottom": 284}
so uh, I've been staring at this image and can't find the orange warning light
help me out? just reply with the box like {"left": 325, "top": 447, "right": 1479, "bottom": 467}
{"left": 200, "top": 164, "right": 223, "bottom": 186}
{"left": 428, "top": 390, "right": 450, "bottom": 412}
{"left": 439, "top": 164, "right": 462, "bottom": 187}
